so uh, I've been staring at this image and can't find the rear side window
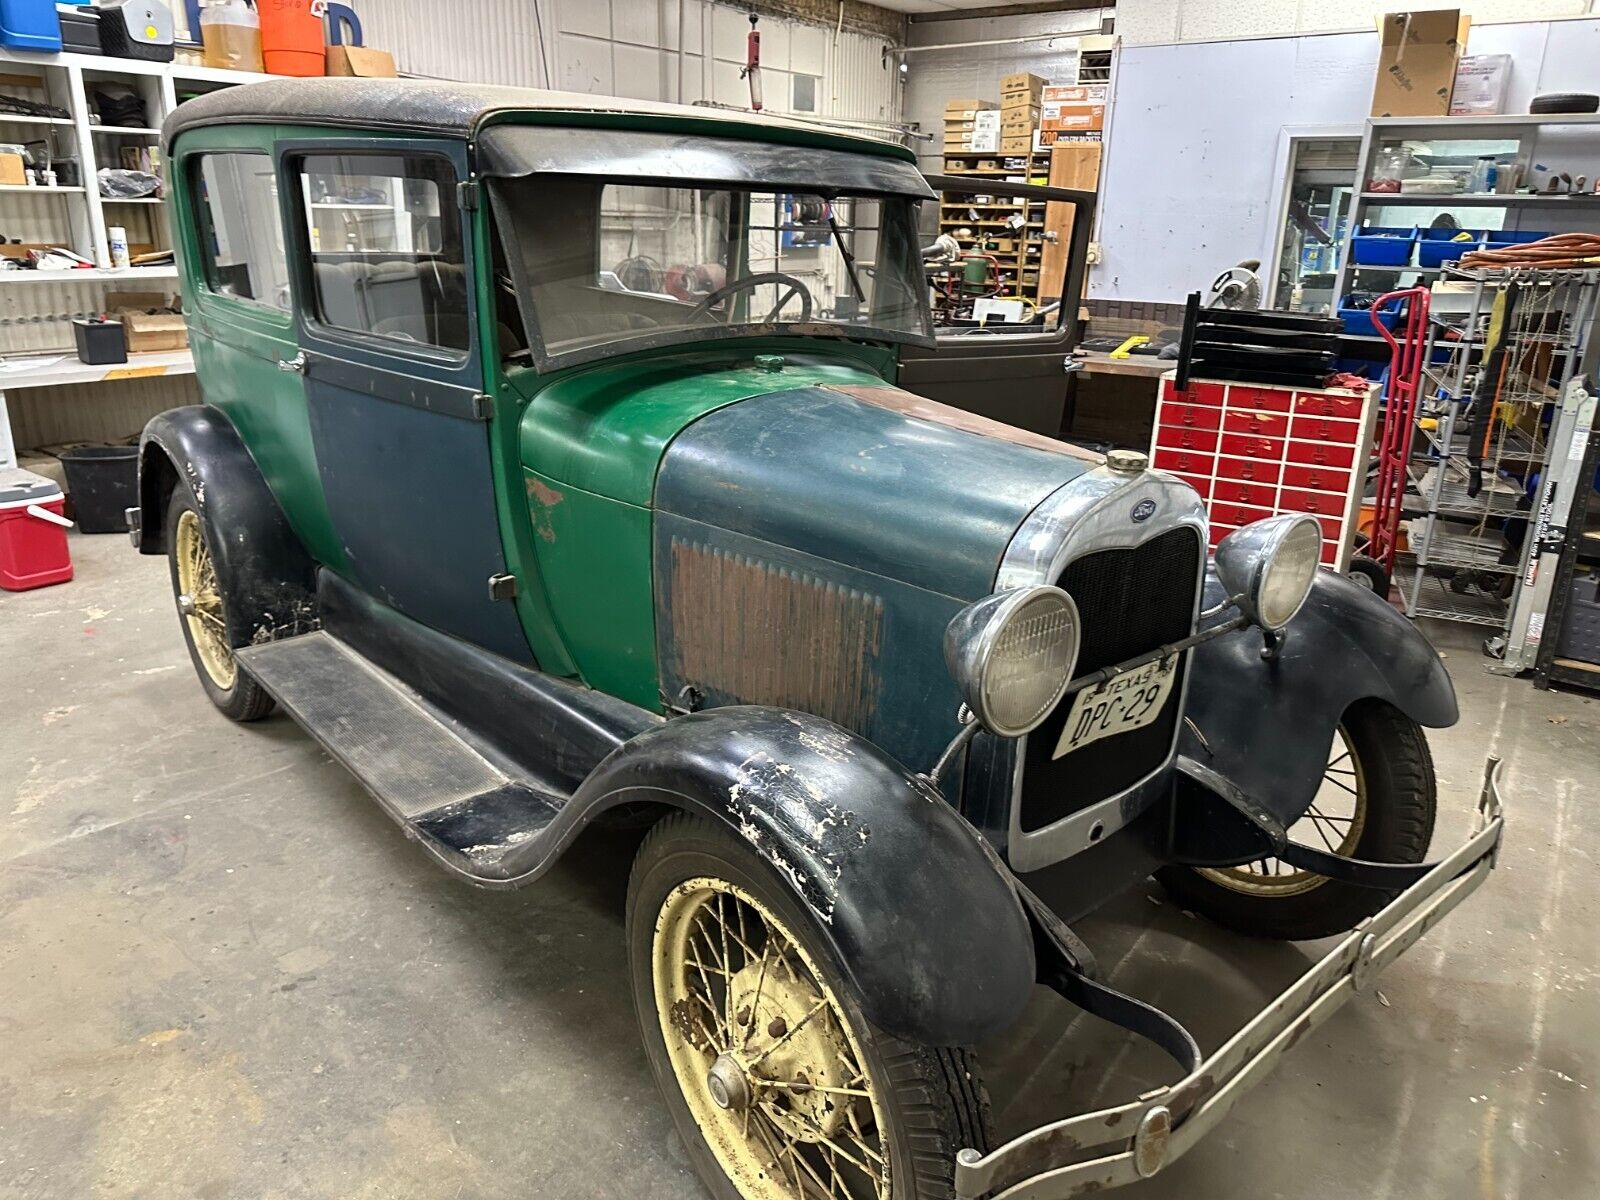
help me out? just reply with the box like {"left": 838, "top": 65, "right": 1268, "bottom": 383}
{"left": 294, "top": 152, "right": 469, "bottom": 353}
{"left": 193, "top": 152, "right": 291, "bottom": 310}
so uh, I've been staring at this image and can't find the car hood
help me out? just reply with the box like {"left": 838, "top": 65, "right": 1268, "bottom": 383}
{"left": 656, "top": 381, "right": 1101, "bottom": 600}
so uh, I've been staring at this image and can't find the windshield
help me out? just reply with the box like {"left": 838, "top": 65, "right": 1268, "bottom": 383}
{"left": 494, "top": 177, "right": 931, "bottom": 364}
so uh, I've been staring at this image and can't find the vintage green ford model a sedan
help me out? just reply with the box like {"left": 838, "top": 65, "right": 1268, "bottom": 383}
{"left": 131, "top": 80, "right": 1504, "bottom": 1200}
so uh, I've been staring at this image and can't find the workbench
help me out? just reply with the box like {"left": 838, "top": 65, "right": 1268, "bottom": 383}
{"left": 1064, "top": 350, "right": 1171, "bottom": 446}
{"left": 0, "top": 350, "right": 194, "bottom": 470}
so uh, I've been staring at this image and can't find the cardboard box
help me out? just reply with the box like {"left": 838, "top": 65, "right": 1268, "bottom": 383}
{"left": 1371, "top": 10, "right": 1470, "bottom": 117}
{"left": 327, "top": 45, "right": 398, "bottom": 78}
{"left": 1041, "top": 101, "right": 1105, "bottom": 133}
{"left": 1001, "top": 108, "right": 1040, "bottom": 133}
{"left": 0, "top": 152, "right": 26, "bottom": 187}
{"left": 1041, "top": 84, "right": 1106, "bottom": 104}
{"left": 943, "top": 98, "right": 997, "bottom": 113}
{"left": 105, "top": 292, "right": 188, "bottom": 353}
{"left": 999, "top": 134, "right": 1033, "bottom": 154}
{"left": 1451, "top": 53, "right": 1512, "bottom": 115}
{"left": 1000, "top": 72, "right": 1046, "bottom": 95}
{"left": 943, "top": 109, "right": 999, "bottom": 129}
{"left": 944, "top": 131, "right": 999, "bottom": 153}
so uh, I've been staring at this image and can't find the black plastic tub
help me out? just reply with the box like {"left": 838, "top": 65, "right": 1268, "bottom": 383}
{"left": 59, "top": 445, "right": 139, "bottom": 534}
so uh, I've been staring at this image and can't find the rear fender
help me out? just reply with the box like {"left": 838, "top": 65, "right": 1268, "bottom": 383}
{"left": 135, "top": 405, "right": 318, "bottom": 647}
{"left": 574, "top": 705, "right": 1036, "bottom": 1046}
{"left": 1179, "top": 568, "right": 1456, "bottom": 833}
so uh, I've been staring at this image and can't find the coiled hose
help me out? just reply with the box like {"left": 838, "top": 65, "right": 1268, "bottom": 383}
{"left": 1460, "top": 232, "right": 1600, "bottom": 269}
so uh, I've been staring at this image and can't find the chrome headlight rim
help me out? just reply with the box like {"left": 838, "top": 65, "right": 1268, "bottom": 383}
{"left": 1215, "top": 514, "right": 1322, "bottom": 633}
{"left": 943, "top": 585, "right": 1082, "bottom": 738}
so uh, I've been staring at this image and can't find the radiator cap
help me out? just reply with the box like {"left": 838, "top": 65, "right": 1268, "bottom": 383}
{"left": 1105, "top": 449, "right": 1149, "bottom": 474}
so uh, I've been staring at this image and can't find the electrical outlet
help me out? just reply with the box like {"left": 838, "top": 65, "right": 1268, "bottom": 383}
{"left": 1087, "top": 241, "right": 1103, "bottom": 265}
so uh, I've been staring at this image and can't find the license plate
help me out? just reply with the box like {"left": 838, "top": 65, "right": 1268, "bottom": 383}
{"left": 1052, "top": 654, "right": 1180, "bottom": 759}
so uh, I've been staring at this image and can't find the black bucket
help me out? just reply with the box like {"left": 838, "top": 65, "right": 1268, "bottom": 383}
{"left": 59, "top": 445, "right": 139, "bottom": 534}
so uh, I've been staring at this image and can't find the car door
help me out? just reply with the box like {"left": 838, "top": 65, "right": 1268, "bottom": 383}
{"left": 897, "top": 175, "right": 1096, "bottom": 436}
{"left": 282, "top": 138, "right": 533, "bottom": 663}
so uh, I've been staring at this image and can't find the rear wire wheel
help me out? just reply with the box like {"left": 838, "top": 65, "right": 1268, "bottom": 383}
{"left": 628, "top": 813, "right": 988, "bottom": 1199}
{"left": 1157, "top": 700, "right": 1436, "bottom": 940}
{"left": 165, "top": 487, "right": 274, "bottom": 722}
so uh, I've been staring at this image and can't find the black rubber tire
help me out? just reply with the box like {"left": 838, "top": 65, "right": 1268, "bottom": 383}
{"left": 164, "top": 486, "right": 275, "bottom": 723}
{"left": 1529, "top": 92, "right": 1599, "bottom": 114}
{"left": 627, "top": 811, "right": 989, "bottom": 1200}
{"left": 1156, "top": 700, "right": 1436, "bottom": 941}
{"left": 1345, "top": 554, "right": 1392, "bottom": 596}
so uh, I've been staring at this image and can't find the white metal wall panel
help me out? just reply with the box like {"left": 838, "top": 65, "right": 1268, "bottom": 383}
{"left": 8, "top": 374, "right": 201, "bottom": 450}
{"left": 1118, "top": 0, "right": 1591, "bottom": 46}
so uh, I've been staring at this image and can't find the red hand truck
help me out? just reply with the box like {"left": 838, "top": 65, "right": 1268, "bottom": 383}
{"left": 1364, "top": 286, "right": 1431, "bottom": 592}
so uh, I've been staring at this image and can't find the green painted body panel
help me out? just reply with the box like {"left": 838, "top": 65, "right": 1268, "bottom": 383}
{"left": 169, "top": 123, "right": 347, "bottom": 571}
{"left": 521, "top": 469, "right": 656, "bottom": 707}
{"left": 505, "top": 343, "right": 895, "bottom": 703}
{"left": 513, "top": 348, "right": 894, "bottom": 506}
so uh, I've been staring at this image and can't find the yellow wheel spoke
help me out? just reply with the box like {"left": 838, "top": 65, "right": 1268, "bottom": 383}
{"left": 746, "top": 996, "right": 829, "bottom": 1071}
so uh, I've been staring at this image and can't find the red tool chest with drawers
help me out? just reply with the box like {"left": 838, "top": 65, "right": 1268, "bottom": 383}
{"left": 1149, "top": 373, "right": 1378, "bottom": 571}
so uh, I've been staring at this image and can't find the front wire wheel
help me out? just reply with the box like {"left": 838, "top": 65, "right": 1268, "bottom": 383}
{"left": 1157, "top": 700, "right": 1436, "bottom": 940}
{"left": 655, "top": 876, "right": 892, "bottom": 1199}
{"left": 1198, "top": 723, "right": 1368, "bottom": 898}
{"left": 629, "top": 813, "right": 989, "bottom": 1200}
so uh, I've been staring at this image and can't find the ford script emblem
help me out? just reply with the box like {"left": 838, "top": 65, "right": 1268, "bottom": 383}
{"left": 1131, "top": 498, "right": 1157, "bottom": 523}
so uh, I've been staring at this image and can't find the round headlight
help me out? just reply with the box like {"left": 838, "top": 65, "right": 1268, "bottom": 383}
{"left": 1215, "top": 514, "right": 1321, "bottom": 632}
{"left": 944, "top": 586, "right": 1081, "bottom": 738}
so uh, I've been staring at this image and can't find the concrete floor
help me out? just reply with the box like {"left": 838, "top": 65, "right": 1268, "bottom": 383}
{"left": 2, "top": 532, "right": 1596, "bottom": 1200}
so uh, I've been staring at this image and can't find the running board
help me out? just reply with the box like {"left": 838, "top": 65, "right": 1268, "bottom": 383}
{"left": 235, "top": 632, "right": 564, "bottom": 882}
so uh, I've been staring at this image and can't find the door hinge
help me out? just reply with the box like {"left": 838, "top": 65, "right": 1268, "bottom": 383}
{"left": 471, "top": 393, "right": 494, "bottom": 421}
{"left": 458, "top": 179, "right": 480, "bottom": 211}
{"left": 487, "top": 573, "right": 518, "bottom": 602}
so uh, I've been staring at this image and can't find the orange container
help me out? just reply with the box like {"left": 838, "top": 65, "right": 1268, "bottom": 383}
{"left": 258, "top": 0, "right": 325, "bottom": 77}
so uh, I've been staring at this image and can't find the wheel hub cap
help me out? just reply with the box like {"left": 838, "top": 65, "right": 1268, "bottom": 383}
{"left": 706, "top": 1053, "right": 751, "bottom": 1112}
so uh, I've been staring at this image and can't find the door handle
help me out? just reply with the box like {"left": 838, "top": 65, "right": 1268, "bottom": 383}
{"left": 277, "top": 352, "right": 307, "bottom": 374}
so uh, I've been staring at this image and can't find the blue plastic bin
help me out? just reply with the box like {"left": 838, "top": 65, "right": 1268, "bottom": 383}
{"left": 1350, "top": 226, "right": 1418, "bottom": 266}
{"left": 1418, "top": 228, "right": 1485, "bottom": 269}
{"left": 0, "top": 0, "right": 62, "bottom": 51}
{"left": 1483, "top": 229, "right": 1552, "bottom": 253}
{"left": 1338, "top": 295, "right": 1405, "bottom": 337}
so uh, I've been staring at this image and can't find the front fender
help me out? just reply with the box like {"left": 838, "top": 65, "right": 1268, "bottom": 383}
{"left": 572, "top": 705, "right": 1036, "bottom": 1047}
{"left": 1181, "top": 569, "right": 1457, "bottom": 826}
{"left": 136, "top": 405, "right": 318, "bottom": 647}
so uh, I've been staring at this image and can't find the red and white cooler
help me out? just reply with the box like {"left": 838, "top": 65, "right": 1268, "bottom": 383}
{"left": 0, "top": 467, "right": 74, "bottom": 591}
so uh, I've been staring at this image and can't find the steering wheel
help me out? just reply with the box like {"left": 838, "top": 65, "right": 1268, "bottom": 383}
{"left": 687, "top": 271, "right": 814, "bottom": 324}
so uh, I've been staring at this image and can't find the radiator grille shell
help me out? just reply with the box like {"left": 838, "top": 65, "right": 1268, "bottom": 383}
{"left": 1019, "top": 527, "right": 1202, "bottom": 832}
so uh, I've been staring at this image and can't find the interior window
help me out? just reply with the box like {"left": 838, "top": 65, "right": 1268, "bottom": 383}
{"left": 193, "top": 152, "right": 291, "bottom": 310}
{"left": 296, "top": 153, "right": 469, "bottom": 352}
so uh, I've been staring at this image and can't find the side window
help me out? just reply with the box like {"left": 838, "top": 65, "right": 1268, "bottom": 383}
{"left": 193, "top": 152, "right": 291, "bottom": 310}
{"left": 295, "top": 152, "right": 468, "bottom": 353}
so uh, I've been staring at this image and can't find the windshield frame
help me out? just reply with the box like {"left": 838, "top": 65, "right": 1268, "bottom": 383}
{"left": 488, "top": 174, "right": 936, "bottom": 372}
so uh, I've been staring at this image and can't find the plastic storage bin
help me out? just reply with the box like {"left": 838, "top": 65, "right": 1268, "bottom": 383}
{"left": 1417, "top": 228, "right": 1485, "bottom": 269}
{"left": 1350, "top": 226, "right": 1418, "bottom": 266}
{"left": 259, "top": 0, "right": 325, "bottom": 76}
{"left": 0, "top": 0, "right": 61, "bottom": 51}
{"left": 59, "top": 445, "right": 139, "bottom": 534}
{"left": 1338, "top": 294, "right": 1405, "bottom": 337}
{"left": 0, "top": 468, "right": 73, "bottom": 591}
{"left": 1483, "top": 229, "right": 1553, "bottom": 253}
